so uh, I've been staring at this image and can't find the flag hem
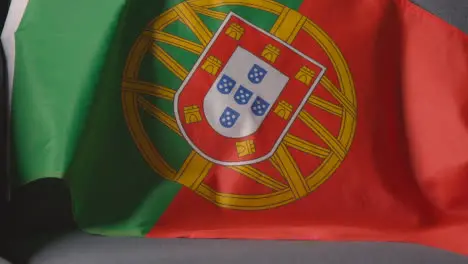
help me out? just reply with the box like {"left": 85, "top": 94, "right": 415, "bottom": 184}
{"left": 1, "top": 0, "right": 29, "bottom": 198}
{"left": 399, "top": 0, "right": 468, "bottom": 37}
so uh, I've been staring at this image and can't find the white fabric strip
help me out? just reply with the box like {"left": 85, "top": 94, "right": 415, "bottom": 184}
{"left": 1, "top": 0, "right": 30, "bottom": 102}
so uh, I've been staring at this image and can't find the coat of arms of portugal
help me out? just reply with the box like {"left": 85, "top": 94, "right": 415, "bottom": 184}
{"left": 122, "top": 0, "right": 357, "bottom": 210}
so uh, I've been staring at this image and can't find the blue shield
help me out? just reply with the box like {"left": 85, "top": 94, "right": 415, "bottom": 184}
{"left": 248, "top": 64, "right": 267, "bottom": 84}
{"left": 217, "top": 75, "right": 237, "bottom": 94}
{"left": 251, "top": 96, "right": 270, "bottom": 117}
{"left": 234, "top": 85, "right": 254, "bottom": 105}
{"left": 219, "top": 107, "right": 241, "bottom": 128}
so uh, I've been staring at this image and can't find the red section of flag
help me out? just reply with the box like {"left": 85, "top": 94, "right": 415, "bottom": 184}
{"left": 150, "top": 0, "right": 468, "bottom": 255}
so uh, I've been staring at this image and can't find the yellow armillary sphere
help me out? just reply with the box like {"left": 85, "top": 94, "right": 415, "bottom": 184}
{"left": 122, "top": 0, "right": 357, "bottom": 210}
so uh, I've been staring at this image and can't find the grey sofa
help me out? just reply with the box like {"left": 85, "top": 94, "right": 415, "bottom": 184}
{"left": 1, "top": 0, "right": 467, "bottom": 263}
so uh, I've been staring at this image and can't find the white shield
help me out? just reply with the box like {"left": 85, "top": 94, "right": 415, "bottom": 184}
{"left": 204, "top": 47, "right": 289, "bottom": 138}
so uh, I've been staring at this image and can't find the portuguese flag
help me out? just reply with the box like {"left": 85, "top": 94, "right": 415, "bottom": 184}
{"left": 3, "top": 0, "right": 468, "bottom": 255}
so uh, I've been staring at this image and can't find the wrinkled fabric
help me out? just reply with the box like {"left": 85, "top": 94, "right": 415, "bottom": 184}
{"left": 3, "top": 0, "right": 468, "bottom": 256}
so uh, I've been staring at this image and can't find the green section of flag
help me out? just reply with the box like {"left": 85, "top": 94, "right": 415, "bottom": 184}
{"left": 11, "top": 0, "right": 304, "bottom": 236}
{"left": 11, "top": 0, "right": 185, "bottom": 236}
